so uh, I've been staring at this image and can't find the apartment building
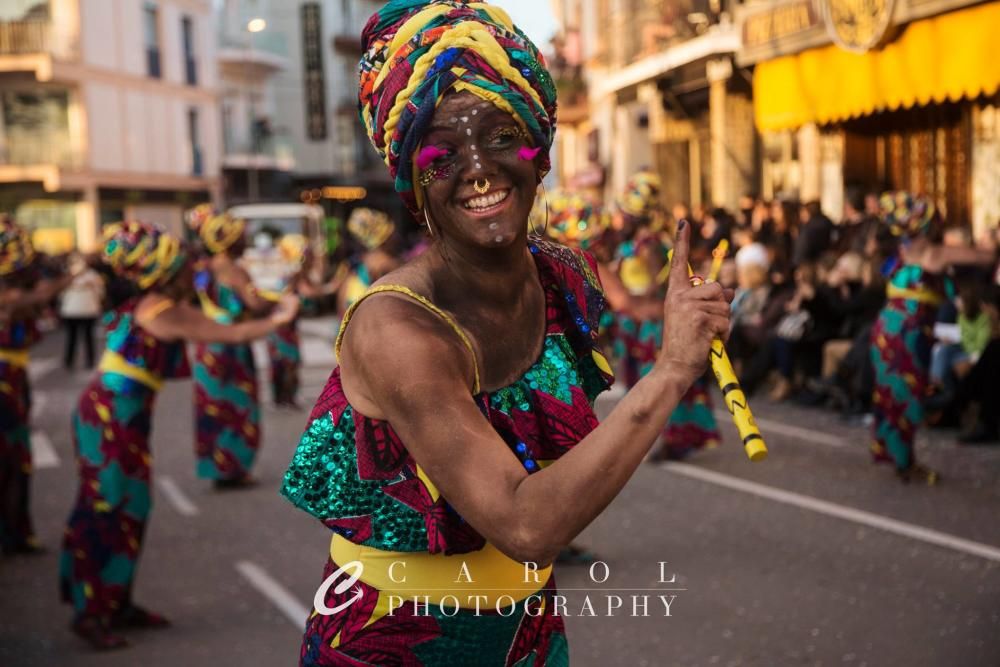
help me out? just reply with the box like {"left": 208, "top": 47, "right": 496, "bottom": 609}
{"left": 0, "top": 0, "right": 220, "bottom": 252}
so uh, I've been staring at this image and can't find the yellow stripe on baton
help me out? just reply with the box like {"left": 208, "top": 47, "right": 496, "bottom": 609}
{"left": 667, "top": 248, "right": 767, "bottom": 462}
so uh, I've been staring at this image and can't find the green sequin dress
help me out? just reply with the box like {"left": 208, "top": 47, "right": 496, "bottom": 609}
{"left": 282, "top": 240, "right": 614, "bottom": 666}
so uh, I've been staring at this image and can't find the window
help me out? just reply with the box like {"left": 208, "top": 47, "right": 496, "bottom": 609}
{"left": 188, "top": 107, "right": 202, "bottom": 176}
{"left": 144, "top": 3, "right": 160, "bottom": 78}
{"left": 181, "top": 15, "right": 197, "bottom": 85}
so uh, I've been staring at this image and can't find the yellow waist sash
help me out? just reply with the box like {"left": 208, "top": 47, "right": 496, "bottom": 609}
{"left": 0, "top": 348, "right": 29, "bottom": 368}
{"left": 886, "top": 285, "right": 944, "bottom": 305}
{"left": 330, "top": 534, "right": 551, "bottom": 609}
{"left": 98, "top": 350, "right": 163, "bottom": 391}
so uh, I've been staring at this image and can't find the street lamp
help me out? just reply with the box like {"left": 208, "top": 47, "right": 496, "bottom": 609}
{"left": 246, "top": 17, "right": 266, "bottom": 201}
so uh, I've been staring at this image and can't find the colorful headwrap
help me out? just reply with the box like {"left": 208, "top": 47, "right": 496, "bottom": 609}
{"left": 103, "top": 221, "right": 187, "bottom": 290}
{"left": 618, "top": 169, "right": 664, "bottom": 227}
{"left": 185, "top": 203, "right": 216, "bottom": 236}
{"left": 879, "top": 191, "right": 937, "bottom": 239}
{"left": 0, "top": 215, "right": 36, "bottom": 277}
{"left": 347, "top": 207, "right": 395, "bottom": 251}
{"left": 359, "top": 0, "right": 558, "bottom": 213}
{"left": 537, "top": 189, "right": 610, "bottom": 251}
{"left": 198, "top": 212, "right": 246, "bottom": 255}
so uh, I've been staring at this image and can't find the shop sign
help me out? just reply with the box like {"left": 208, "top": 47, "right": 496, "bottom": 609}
{"left": 822, "top": 0, "right": 896, "bottom": 53}
{"left": 743, "top": 0, "right": 819, "bottom": 49}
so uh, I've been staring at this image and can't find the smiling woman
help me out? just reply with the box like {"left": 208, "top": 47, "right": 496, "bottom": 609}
{"left": 280, "top": 2, "right": 732, "bottom": 666}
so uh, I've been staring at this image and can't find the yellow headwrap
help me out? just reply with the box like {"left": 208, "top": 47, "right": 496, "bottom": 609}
{"left": 103, "top": 220, "right": 187, "bottom": 290}
{"left": 0, "top": 215, "right": 36, "bottom": 277}
{"left": 347, "top": 207, "right": 395, "bottom": 251}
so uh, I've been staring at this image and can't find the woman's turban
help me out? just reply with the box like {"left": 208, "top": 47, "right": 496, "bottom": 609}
{"left": 0, "top": 215, "right": 36, "bottom": 277}
{"left": 538, "top": 189, "right": 609, "bottom": 251}
{"left": 879, "top": 191, "right": 937, "bottom": 239}
{"left": 199, "top": 212, "right": 246, "bottom": 255}
{"left": 103, "top": 221, "right": 186, "bottom": 290}
{"left": 618, "top": 170, "right": 664, "bottom": 224}
{"left": 348, "top": 207, "right": 395, "bottom": 251}
{"left": 359, "top": 0, "right": 558, "bottom": 212}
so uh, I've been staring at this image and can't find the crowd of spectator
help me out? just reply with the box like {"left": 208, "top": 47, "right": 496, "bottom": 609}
{"left": 678, "top": 187, "right": 1000, "bottom": 444}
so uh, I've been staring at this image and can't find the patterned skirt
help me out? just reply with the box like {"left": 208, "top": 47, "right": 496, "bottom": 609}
{"left": 613, "top": 314, "right": 720, "bottom": 457}
{"left": 870, "top": 307, "right": 933, "bottom": 471}
{"left": 60, "top": 379, "right": 155, "bottom": 619}
{"left": 0, "top": 361, "right": 35, "bottom": 552}
{"left": 193, "top": 342, "right": 260, "bottom": 480}
{"left": 267, "top": 321, "right": 301, "bottom": 405}
{"left": 300, "top": 556, "right": 569, "bottom": 667}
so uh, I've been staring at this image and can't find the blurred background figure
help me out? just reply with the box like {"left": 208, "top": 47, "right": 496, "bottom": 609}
{"left": 58, "top": 253, "right": 105, "bottom": 372}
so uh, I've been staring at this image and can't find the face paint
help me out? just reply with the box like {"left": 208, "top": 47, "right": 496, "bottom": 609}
{"left": 417, "top": 146, "right": 449, "bottom": 170}
{"left": 518, "top": 146, "right": 541, "bottom": 161}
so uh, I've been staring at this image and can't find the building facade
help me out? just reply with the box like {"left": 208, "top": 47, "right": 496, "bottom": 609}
{"left": 0, "top": 0, "right": 221, "bottom": 252}
{"left": 216, "top": 1, "right": 396, "bottom": 218}
{"left": 738, "top": 0, "right": 1000, "bottom": 234}
{"left": 554, "top": 0, "right": 756, "bottom": 213}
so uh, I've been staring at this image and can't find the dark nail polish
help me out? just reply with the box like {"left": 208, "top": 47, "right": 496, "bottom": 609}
{"left": 678, "top": 219, "right": 686, "bottom": 231}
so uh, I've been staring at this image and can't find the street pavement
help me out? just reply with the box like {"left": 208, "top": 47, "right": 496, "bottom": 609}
{"left": 2, "top": 320, "right": 999, "bottom": 666}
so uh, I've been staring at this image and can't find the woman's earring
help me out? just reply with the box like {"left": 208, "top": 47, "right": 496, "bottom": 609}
{"left": 530, "top": 183, "right": 549, "bottom": 237}
{"left": 423, "top": 208, "right": 435, "bottom": 237}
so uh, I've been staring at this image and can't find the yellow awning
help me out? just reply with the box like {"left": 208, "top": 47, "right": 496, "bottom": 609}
{"left": 753, "top": 1, "right": 1000, "bottom": 132}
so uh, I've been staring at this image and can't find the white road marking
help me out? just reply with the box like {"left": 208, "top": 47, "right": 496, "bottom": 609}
{"left": 713, "top": 409, "right": 848, "bottom": 448}
{"left": 665, "top": 462, "right": 1000, "bottom": 564}
{"left": 31, "top": 431, "right": 60, "bottom": 469}
{"left": 235, "top": 560, "right": 310, "bottom": 628}
{"left": 28, "top": 358, "right": 60, "bottom": 382}
{"left": 157, "top": 476, "right": 200, "bottom": 517}
{"left": 30, "top": 390, "right": 48, "bottom": 421}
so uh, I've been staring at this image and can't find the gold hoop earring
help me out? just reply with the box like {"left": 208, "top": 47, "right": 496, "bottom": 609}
{"left": 423, "top": 208, "right": 435, "bottom": 237}
{"left": 530, "top": 183, "right": 549, "bottom": 237}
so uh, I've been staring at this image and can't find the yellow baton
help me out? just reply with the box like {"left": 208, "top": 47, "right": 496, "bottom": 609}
{"left": 667, "top": 249, "right": 768, "bottom": 462}
{"left": 708, "top": 239, "right": 729, "bottom": 282}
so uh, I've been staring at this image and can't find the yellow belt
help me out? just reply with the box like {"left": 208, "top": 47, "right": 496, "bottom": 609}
{"left": 98, "top": 349, "right": 163, "bottom": 391}
{"left": 886, "top": 285, "right": 943, "bottom": 305}
{"left": 330, "top": 533, "right": 551, "bottom": 609}
{"left": 0, "top": 348, "right": 29, "bottom": 367}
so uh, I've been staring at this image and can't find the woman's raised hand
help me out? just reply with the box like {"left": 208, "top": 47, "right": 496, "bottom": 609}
{"left": 658, "top": 220, "right": 733, "bottom": 386}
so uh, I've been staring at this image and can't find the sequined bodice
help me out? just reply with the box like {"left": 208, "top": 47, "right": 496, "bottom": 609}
{"left": 885, "top": 263, "right": 953, "bottom": 322}
{"left": 195, "top": 270, "right": 247, "bottom": 324}
{"left": 282, "top": 239, "right": 614, "bottom": 556}
{"left": 99, "top": 298, "right": 190, "bottom": 392}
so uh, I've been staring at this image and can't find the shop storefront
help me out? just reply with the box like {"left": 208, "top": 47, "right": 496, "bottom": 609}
{"left": 738, "top": 0, "right": 1000, "bottom": 234}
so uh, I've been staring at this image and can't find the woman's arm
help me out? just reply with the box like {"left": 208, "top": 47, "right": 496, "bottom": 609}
{"left": 340, "top": 224, "right": 729, "bottom": 567}
{"left": 217, "top": 262, "right": 275, "bottom": 315}
{"left": 596, "top": 262, "right": 662, "bottom": 320}
{"left": 923, "top": 246, "right": 996, "bottom": 273}
{"left": 138, "top": 293, "right": 298, "bottom": 344}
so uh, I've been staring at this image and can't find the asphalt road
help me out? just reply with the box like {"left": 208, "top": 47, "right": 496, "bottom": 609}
{"left": 2, "top": 320, "right": 998, "bottom": 666}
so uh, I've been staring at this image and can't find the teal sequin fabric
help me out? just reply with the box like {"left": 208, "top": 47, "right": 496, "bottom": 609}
{"left": 282, "top": 239, "right": 614, "bottom": 666}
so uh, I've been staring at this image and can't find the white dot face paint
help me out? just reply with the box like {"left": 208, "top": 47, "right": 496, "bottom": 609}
{"left": 460, "top": 116, "right": 469, "bottom": 123}
{"left": 495, "top": 235, "right": 504, "bottom": 243}
{"left": 466, "top": 128, "right": 472, "bottom": 136}
{"left": 472, "top": 109, "right": 478, "bottom": 115}
{"left": 489, "top": 222, "right": 498, "bottom": 230}
{"left": 449, "top": 117, "right": 458, "bottom": 124}
{"left": 475, "top": 164, "right": 482, "bottom": 169}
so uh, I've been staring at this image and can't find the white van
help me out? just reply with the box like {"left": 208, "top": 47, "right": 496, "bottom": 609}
{"left": 227, "top": 203, "right": 325, "bottom": 292}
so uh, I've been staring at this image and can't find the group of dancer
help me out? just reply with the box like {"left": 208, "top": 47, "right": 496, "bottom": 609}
{"left": 1, "top": 0, "right": 996, "bottom": 662}
{"left": 0, "top": 199, "right": 418, "bottom": 650}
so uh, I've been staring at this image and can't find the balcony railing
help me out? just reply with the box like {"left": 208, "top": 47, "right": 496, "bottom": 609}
{"left": 0, "top": 136, "right": 82, "bottom": 168}
{"left": 0, "top": 20, "right": 48, "bottom": 55}
{"left": 0, "top": 20, "right": 77, "bottom": 58}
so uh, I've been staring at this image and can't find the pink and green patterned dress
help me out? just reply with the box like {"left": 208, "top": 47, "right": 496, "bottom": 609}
{"left": 0, "top": 314, "right": 40, "bottom": 553}
{"left": 281, "top": 239, "right": 614, "bottom": 666}
{"left": 60, "top": 298, "right": 189, "bottom": 621}
{"left": 612, "top": 301, "right": 721, "bottom": 460}
{"left": 192, "top": 270, "right": 260, "bottom": 480}
{"left": 870, "top": 263, "right": 952, "bottom": 471}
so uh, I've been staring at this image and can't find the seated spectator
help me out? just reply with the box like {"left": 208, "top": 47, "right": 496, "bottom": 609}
{"left": 729, "top": 244, "right": 792, "bottom": 382}
{"left": 793, "top": 201, "right": 834, "bottom": 267}
{"left": 837, "top": 187, "right": 880, "bottom": 254}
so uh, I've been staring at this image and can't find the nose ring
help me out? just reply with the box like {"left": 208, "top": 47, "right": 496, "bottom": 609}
{"left": 473, "top": 178, "right": 491, "bottom": 195}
